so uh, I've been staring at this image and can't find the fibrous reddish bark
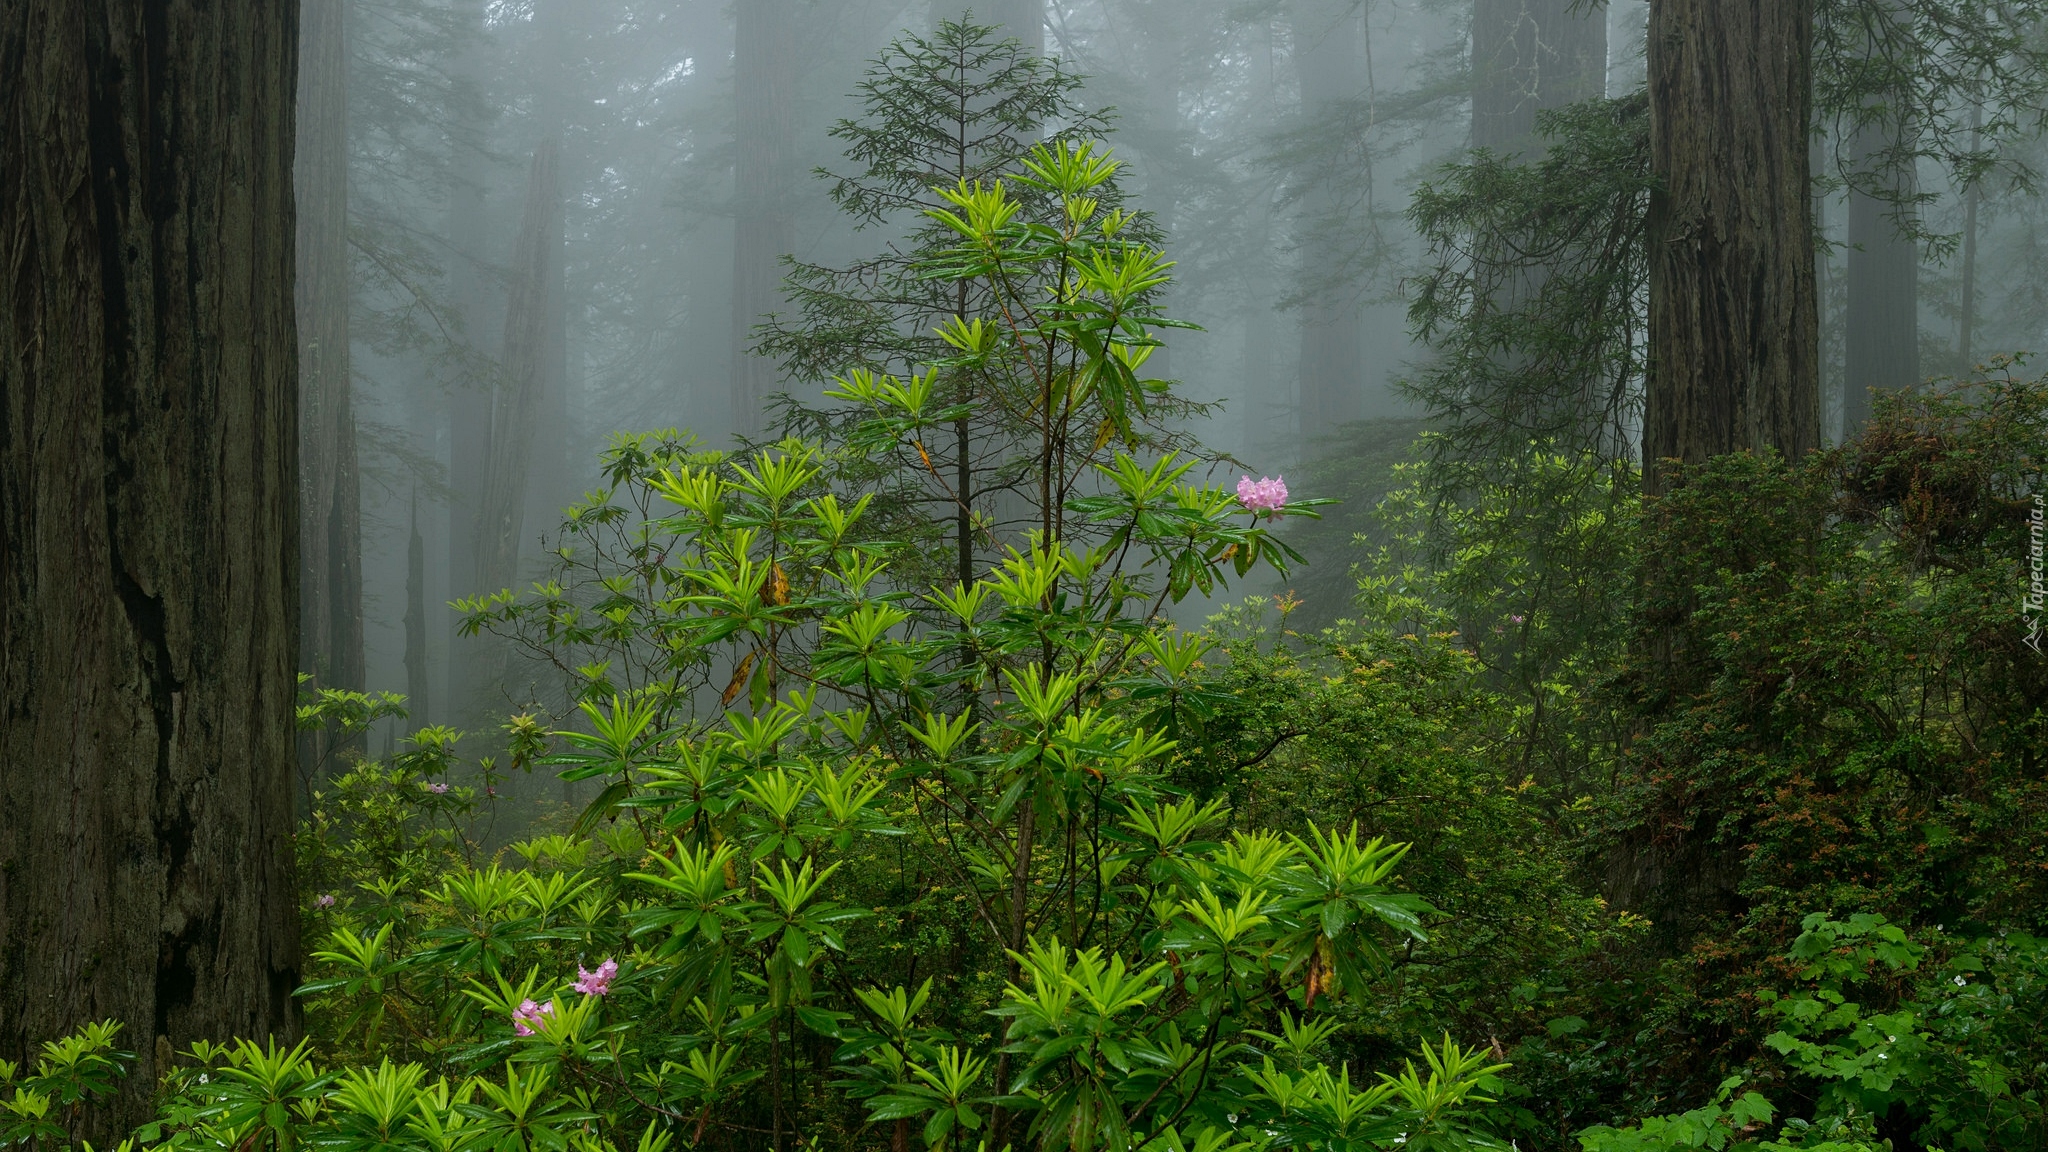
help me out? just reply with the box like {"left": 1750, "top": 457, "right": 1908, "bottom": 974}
{"left": 0, "top": 0, "right": 303, "bottom": 1136}
{"left": 1642, "top": 0, "right": 1820, "bottom": 493}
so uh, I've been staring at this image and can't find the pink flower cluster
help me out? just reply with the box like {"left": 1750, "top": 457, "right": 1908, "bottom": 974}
{"left": 574, "top": 958, "right": 617, "bottom": 997}
{"left": 427, "top": 782, "right": 451, "bottom": 795}
{"left": 512, "top": 999, "right": 554, "bottom": 1036}
{"left": 513, "top": 959, "right": 619, "bottom": 1035}
{"left": 1236, "top": 475, "right": 1288, "bottom": 517}
{"left": 315, "top": 894, "right": 337, "bottom": 909}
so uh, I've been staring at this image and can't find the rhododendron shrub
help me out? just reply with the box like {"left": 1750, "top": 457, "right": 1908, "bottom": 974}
{"left": 7, "top": 143, "right": 1509, "bottom": 1152}
{"left": 14, "top": 439, "right": 1505, "bottom": 1152}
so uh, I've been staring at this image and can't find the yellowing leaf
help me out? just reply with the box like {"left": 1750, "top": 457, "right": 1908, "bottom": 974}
{"left": 722, "top": 652, "right": 758, "bottom": 707}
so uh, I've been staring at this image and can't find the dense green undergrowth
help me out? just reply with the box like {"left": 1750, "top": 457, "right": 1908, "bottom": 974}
{"left": 13, "top": 379, "right": 2048, "bottom": 1152}
{"left": 10, "top": 121, "right": 2048, "bottom": 1152}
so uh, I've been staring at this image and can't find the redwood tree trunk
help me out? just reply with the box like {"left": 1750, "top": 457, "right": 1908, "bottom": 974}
{"left": 0, "top": 0, "right": 303, "bottom": 1137}
{"left": 475, "top": 139, "right": 562, "bottom": 603}
{"left": 405, "top": 495, "right": 431, "bottom": 728}
{"left": 525, "top": 0, "right": 572, "bottom": 566}
{"left": 1841, "top": 0, "right": 1920, "bottom": 433}
{"left": 1642, "top": 0, "right": 1819, "bottom": 493}
{"left": 297, "top": 0, "right": 364, "bottom": 769}
{"left": 1472, "top": 0, "right": 1608, "bottom": 155}
{"left": 730, "top": 0, "right": 797, "bottom": 436}
{"left": 444, "top": 0, "right": 490, "bottom": 722}
{"left": 467, "top": 140, "right": 560, "bottom": 709}
{"left": 1292, "top": 0, "right": 1364, "bottom": 432}
{"left": 1842, "top": 152, "right": 1919, "bottom": 431}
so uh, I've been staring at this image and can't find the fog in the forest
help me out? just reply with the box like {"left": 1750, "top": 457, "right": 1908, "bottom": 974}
{"left": 328, "top": 0, "right": 2024, "bottom": 789}
{"left": 17, "top": 0, "right": 2048, "bottom": 1128}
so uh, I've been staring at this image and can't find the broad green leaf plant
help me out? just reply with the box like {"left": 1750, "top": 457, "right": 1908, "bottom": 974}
{"left": 19, "top": 143, "right": 1498, "bottom": 1152}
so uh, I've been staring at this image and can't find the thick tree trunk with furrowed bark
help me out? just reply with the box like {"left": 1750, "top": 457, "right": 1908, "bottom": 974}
{"left": 1642, "top": 0, "right": 1820, "bottom": 494}
{"left": 0, "top": 0, "right": 303, "bottom": 1139}
{"left": 1614, "top": 0, "right": 1819, "bottom": 929}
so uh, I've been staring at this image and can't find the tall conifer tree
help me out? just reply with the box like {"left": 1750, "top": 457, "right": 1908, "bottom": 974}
{"left": 0, "top": 0, "right": 303, "bottom": 1135}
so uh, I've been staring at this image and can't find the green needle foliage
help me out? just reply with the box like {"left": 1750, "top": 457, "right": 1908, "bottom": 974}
{"left": 758, "top": 20, "right": 1217, "bottom": 598}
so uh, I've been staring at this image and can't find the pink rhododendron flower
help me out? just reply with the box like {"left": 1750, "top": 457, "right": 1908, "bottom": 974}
{"left": 427, "top": 782, "right": 451, "bottom": 795}
{"left": 512, "top": 998, "right": 553, "bottom": 1036}
{"left": 1236, "top": 475, "right": 1288, "bottom": 517}
{"left": 574, "top": 958, "right": 618, "bottom": 997}
{"left": 316, "top": 894, "right": 336, "bottom": 909}
{"left": 1510, "top": 614, "right": 1525, "bottom": 624}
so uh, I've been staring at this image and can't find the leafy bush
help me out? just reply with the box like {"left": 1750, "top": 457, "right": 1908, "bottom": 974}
{"left": 3, "top": 141, "right": 1523, "bottom": 1152}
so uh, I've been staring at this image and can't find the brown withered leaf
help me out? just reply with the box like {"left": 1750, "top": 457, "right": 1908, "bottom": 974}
{"left": 721, "top": 651, "right": 758, "bottom": 707}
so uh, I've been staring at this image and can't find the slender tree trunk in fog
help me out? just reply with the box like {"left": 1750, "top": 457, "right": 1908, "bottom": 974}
{"left": 528, "top": 0, "right": 573, "bottom": 556}
{"left": 406, "top": 495, "right": 431, "bottom": 728}
{"left": 298, "top": 0, "right": 365, "bottom": 770}
{"left": 1813, "top": 131, "right": 1842, "bottom": 442}
{"left": 1472, "top": 0, "right": 1607, "bottom": 155}
{"left": 1842, "top": 1, "right": 1920, "bottom": 434}
{"left": 731, "top": 0, "right": 798, "bottom": 436}
{"left": 997, "top": 0, "right": 1043, "bottom": 52}
{"left": 532, "top": 216, "right": 570, "bottom": 545}
{"left": 1958, "top": 108, "right": 1982, "bottom": 375}
{"left": 476, "top": 140, "right": 563, "bottom": 608}
{"left": 0, "top": 0, "right": 302, "bottom": 1136}
{"left": 1291, "top": 0, "right": 1365, "bottom": 434}
{"left": 1242, "top": 296, "right": 1278, "bottom": 450}
{"left": 444, "top": 0, "right": 491, "bottom": 721}
{"left": 1136, "top": 12, "right": 1182, "bottom": 384}
{"left": 1843, "top": 153, "right": 1919, "bottom": 431}
{"left": 1241, "top": 19, "right": 1282, "bottom": 453}
{"left": 1642, "top": 0, "right": 1819, "bottom": 494}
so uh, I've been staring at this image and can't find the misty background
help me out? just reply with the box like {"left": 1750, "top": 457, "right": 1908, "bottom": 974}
{"left": 327, "top": 0, "right": 2025, "bottom": 769}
